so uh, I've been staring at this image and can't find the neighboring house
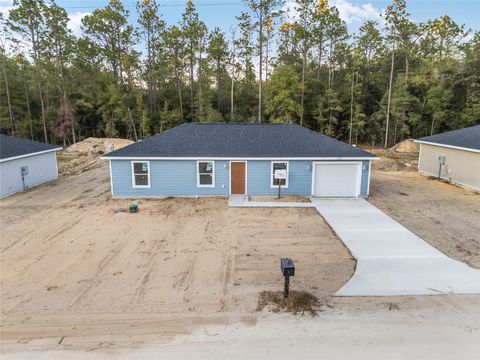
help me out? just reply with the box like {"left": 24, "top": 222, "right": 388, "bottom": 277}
{"left": 102, "top": 123, "right": 378, "bottom": 198}
{"left": 0, "top": 134, "right": 62, "bottom": 198}
{"left": 415, "top": 125, "right": 480, "bottom": 191}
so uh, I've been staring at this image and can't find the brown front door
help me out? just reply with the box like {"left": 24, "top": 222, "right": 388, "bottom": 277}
{"left": 231, "top": 162, "right": 246, "bottom": 194}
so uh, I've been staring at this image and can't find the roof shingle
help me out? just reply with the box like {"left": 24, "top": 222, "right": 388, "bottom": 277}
{"left": 104, "top": 123, "right": 375, "bottom": 159}
{"left": 0, "top": 134, "right": 61, "bottom": 161}
{"left": 417, "top": 125, "right": 480, "bottom": 151}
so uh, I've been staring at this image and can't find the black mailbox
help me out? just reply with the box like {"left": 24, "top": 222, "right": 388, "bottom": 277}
{"left": 280, "top": 258, "right": 295, "bottom": 277}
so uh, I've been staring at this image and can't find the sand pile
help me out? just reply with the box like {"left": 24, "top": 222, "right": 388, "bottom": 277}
{"left": 389, "top": 139, "right": 419, "bottom": 153}
{"left": 64, "top": 137, "right": 133, "bottom": 154}
{"left": 58, "top": 137, "right": 133, "bottom": 175}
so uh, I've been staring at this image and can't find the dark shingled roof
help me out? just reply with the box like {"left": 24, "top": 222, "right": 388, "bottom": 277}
{"left": 0, "top": 134, "right": 61, "bottom": 160}
{"left": 417, "top": 125, "right": 480, "bottom": 151}
{"left": 104, "top": 123, "right": 375, "bottom": 158}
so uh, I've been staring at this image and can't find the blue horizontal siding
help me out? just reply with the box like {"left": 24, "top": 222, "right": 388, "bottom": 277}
{"left": 111, "top": 160, "right": 229, "bottom": 197}
{"left": 247, "top": 160, "right": 312, "bottom": 196}
{"left": 110, "top": 159, "right": 371, "bottom": 197}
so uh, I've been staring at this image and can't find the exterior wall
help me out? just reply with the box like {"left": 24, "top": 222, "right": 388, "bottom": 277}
{"left": 0, "top": 151, "right": 58, "bottom": 198}
{"left": 111, "top": 160, "right": 230, "bottom": 197}
{"left": 110, "top": 159, "right": 371, "bottom": 198}
{"left": 418, "top": 143, "right": 480, "bottom": 190}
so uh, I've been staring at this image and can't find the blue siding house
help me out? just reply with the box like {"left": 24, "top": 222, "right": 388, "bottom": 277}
{"left": 103, "top": 123, "right": 377, "bottom": 198}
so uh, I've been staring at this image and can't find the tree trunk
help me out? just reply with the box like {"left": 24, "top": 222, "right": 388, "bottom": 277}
{"left": 2, "top": 55, "right": 15, "bottom": 136}
{"left": 175, "top": 66, "right": 184, "bottom": 121}
{"left": 230, "top": 75, "right": 234, "bottom": 122}
{"left": 190, "top": 47, "right": 194, "bottom": 122}
{"left": 198, "top": 44, "right": 203, "bottom": 121}
{"left": 385, "top": 46, "right": 395, "bottom": 148}
{"left": 349, "top": 71, "right": 355, "bottom": 145}
{"left": 264, "top": 32, "right": 270, "bottom": 110}
{"left": 317, "top": 42, "right": 323, "bottom": 80}
{"left": 24, "top": 79, "right": 33, "bottom": 140}
{"left": 400, "top": 54, "right": 409, "bottom": 141}
{"left": 258, "top": 5, "right": 263, "bottom": 123}
{"left": 216, "top": 59, "right": 221, "bottom": 113}
{"left": 128, "top": 108, "right": 138, "bottom": 142}
{"left": 300, "top": 29, "right": 306, "bottom": 127}
{"left": 31, "top": 28, "right": 48, "bottom": 143}
{"left": 36, "top": 68, "right": 47, "bottom": 143}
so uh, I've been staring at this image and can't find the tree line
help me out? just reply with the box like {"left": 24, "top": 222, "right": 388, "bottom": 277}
{"left": 0, "top": 0, "right": 479, "bottom": 147}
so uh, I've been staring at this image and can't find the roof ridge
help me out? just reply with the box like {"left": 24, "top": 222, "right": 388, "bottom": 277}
{"left": 187, "top": 122, "right": 296, "bottom": 126}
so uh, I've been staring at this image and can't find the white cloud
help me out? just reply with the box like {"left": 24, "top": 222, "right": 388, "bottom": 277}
{"left": 283, "top": 0, "right": 381, "bottom": 24}
{"left": 0, "top": 2, "right": 88, "bottom": 38}
{"left": 0, "top": 4, "right": 13, "bottom": 20}
{"left": 68, "top": 11, "right": 90, "bottom": 37}
{"left": 333, "top": 0, "right": 380, "bottom": 23}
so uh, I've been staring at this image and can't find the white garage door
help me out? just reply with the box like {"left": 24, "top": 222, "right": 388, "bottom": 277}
{"left": 313, "top": 162, "right": 361, "bottom": 197}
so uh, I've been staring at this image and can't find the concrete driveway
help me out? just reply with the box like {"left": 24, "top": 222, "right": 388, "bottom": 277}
{"left": 312, "top": 199, "right": 480, "bottom": 296}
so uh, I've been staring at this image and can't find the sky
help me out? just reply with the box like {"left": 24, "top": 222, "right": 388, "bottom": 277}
{"left": 1, "top": 0, "right": 479, "bottom": 40}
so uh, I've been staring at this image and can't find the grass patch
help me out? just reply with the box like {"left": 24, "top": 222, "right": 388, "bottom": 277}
{"left": 257, "top": 290, "right": 322, "bottom": 316}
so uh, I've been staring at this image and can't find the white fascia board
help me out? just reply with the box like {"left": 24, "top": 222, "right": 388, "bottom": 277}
{"left": 414, "top": 140, "right": 480, "bottom": 154}
{"left": 0, "top": 147, "right": 62, "bottom": 163}
{"left": 101, "top": 156, "right": 380, "bottom": 161}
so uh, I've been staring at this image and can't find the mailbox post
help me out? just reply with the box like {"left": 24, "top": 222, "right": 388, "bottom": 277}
{"left": 280, "top": 258, "right": 295, "bottom": 299}
{"left": 274, "top": 169, "right": 287, "bottom": 199}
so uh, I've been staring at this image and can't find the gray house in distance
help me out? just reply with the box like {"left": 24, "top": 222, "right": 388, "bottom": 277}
{"left": 0, "top": 135, "right": 62, "bottom": 198}
{"left": 415, "top": 125, "right": 480, "bottom": 191}
{"left": 102, "top": 123, "right": 378, "bottom": 198}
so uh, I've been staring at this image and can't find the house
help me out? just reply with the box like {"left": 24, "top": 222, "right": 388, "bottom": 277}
{"left": 102, "top": 123, "right": 378, "bottom": 198}
{"left": 0, "top": 134, "right": 62, "bottom": 198}
{"left": 414, "top": 125, "right": 480, "bottom": 191}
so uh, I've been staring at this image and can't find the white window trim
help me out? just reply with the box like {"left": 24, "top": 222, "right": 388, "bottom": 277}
{"left": 131, "top": 160, "right": 151, "bottom": 188}
{"left": 271, "top": 161, "right": 289, "bottom": 188}
{"left": 197, "top": 160, "right": 215, "bottom": 188}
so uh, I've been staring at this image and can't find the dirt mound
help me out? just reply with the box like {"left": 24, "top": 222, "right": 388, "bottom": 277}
{"left": 64, "top": 137, "right": 133, "bottom": 154}
{"left": 58, "top": 137, "right": 133, "bottom": 176}
{"left": 389, "top": 139, "right": 419, "bottom": 153}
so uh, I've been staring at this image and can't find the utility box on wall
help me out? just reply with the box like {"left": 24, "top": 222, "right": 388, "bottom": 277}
{"left": 438, "top": 155, "right": 446, "bottom": 165}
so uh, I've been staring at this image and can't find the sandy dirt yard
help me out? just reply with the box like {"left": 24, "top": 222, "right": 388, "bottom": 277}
{"left": 369, "top": 171, "right": 480, "bottom": 268}
{"left": 0, "top": 164, "right": 353, "bottom": 352}
{"left": 1, "top": 148, "right": 480, "bottom": 358}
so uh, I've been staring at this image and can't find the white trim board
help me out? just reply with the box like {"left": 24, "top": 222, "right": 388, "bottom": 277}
{"left": 196, "top": 160, "right": 215, "bottom": 188}
{"left": 131, "top": 160, "right": 151, "bottom": 188}
{"left": 414, "top": 140, "right": 480, "bottom": 154}
{"left": 102, "top": 156, "right": 379, "bottom": 161}
{"left": 270, "top": 161, "right": 289, "bottom": 188}
{"left": 0, "top": 147, "right": 62, "bottom": 163}
{"left": 109, "top": 160, "right": 114, "bottom": 196}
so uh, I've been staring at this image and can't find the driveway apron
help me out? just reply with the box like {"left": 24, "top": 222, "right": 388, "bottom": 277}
{"left": 311, "top": 199, "right": 480, "bottom": 296}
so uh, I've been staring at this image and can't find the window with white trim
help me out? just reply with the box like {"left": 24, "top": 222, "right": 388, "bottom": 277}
{"left": 132, "top": 161, "right": 150, "bottom": 187}
{"left": 271, "top": 161, "right": 289, "bottom": 188}
{"left": 197, "top": 161, "right": 215, "bottom": 187}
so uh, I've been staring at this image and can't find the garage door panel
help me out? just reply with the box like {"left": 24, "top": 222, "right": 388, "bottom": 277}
{"left": 313, "top": 163, "right": 361, "bottom": 197}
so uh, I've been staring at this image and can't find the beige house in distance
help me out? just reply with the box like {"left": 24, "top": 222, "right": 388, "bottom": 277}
{"left": 414, "top": 125, "right": 480, "bottom": 191}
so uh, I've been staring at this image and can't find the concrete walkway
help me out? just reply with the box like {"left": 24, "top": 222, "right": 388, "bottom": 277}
{"left": 311, "top": 199, "right": 480, "bottom": 296}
